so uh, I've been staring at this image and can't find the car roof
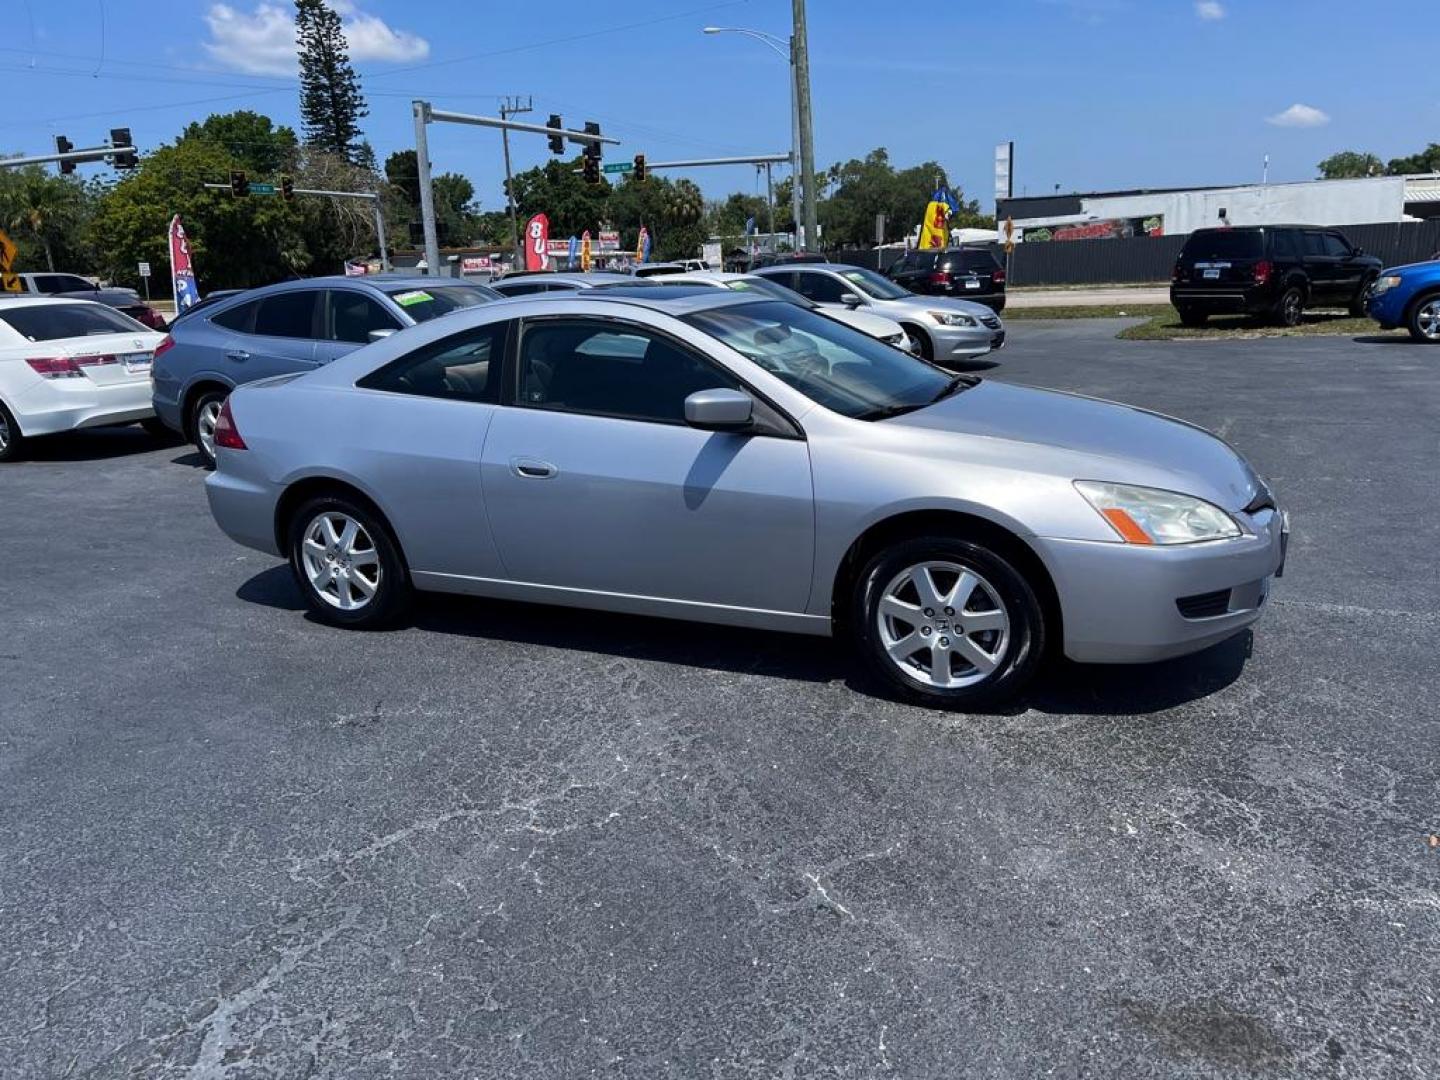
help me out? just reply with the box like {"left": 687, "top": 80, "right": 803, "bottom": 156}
{"left": 0, "top": 295, "right": 105, "bottom": 310}
{"left": 754, "top": 262, "right": 838, "bottom": 273}
{"left": 498, "top": 271, "right": 632, "bottom": 285}
{"left": 526, "top": 289, "right": 771, "bottom": 317}
{"left": 554, "top": 284, "right": 719, "bottom": 301}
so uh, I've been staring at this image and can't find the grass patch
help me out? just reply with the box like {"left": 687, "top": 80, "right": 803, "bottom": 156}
{"left": 1005, "top": 304, "right": 1174, "bottom": 321}
{"left": 1116, "top": 308, "right": 1400, "bottom": 341}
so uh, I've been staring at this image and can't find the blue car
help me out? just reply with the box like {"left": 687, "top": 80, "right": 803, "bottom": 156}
{"left": 152, "top": 275, "right": 502, "bottom": 464}
{"left": 1365, "top": 257, "right": 1440, "bottom": 344}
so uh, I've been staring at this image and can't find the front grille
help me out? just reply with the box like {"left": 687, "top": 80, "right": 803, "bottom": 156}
{"left": 1176, "top": 589, "right": 1231, "bottom": 619}
{"left": 980, "top": 314, "right": 1001, "bottom": 329}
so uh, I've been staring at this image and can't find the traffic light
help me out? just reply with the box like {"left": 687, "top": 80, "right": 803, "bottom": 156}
{"left": 54, "top": 135, "right": 75, "bottom": 175}
{"left": 582, "top": 154, "right": 600, "bottom": 185}
{"left": 546, "top": 114, "right": 565, "bottom": 155}
{"left": 280, "top": 175, "right": 295, "bottom": 202}
{"left": 229, "top": 170, "right": 249, "bottom": 198}
{"left": 583, "top": 121, "right": 602, "bottom": 161}
{"left": 633, "top": 153, "right": 647, "bottom": 183}
{"left": 109, "top": 128, "right": 137, "bottom": 169}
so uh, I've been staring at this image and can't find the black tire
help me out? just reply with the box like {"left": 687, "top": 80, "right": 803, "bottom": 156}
{"left": 286, "top": 494, "right": 412, "bottom": 629}
{"left": 1406, "top": 292, "right": 1440, "bottom": 344}
{"left": 140, "top": 417, "right": 180, "bottom": 442}
{"left": 189, "top": 389, "right": 227, "bottom": 468}
{"left": 0, "top": 400, "right": 24, "bottom": 463}
{"left": 1176, "top": 305, "right": 1208, "bottom": 328}
{"left": 903, "top": 325, "right": 934, "bottom": 362}
{"left": 1274, "top": 285, "right": 1304, "bottom": 327}
{"left": 850, "top": 534, "right": 1047, "bottom": 710}
{"left": 1349, "top": 275, "right": 1376, "bottom": 318}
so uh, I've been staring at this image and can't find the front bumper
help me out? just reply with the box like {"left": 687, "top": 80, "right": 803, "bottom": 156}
{"left": 932, "top": 322, "right": 998, "bottom": 361}
{"left": 1364, "top": 288, "right": 1408, "bottom": 329}
{"left": 1036, "top": 507, "right": 1288, "bottom": 664}
{"left": 10, "top": 376, "right": 153, "bottom": 437}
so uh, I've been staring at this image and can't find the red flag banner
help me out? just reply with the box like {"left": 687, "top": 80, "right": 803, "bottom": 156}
{"left": 524, "top": 213, "right": 550, "bottom": 272}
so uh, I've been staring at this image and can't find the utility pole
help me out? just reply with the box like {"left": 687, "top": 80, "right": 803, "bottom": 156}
{"left": 500, "top": 95, "right": 532, "bottom": 267}
{"left": 413, "top": 101, "right": 440, "bottom": 276}
{"left": 763, "top": 162, "right": 776, "bottom": 238}
{"left": 791, "top": 0, "right": 818, "bottom": 251}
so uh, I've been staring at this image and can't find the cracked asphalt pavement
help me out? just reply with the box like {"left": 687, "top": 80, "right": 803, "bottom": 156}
{"left": 2, "top": 320, "right": 1437, "bottom": 1078}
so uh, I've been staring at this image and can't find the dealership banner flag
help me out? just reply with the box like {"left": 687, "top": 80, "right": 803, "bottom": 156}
{"left": 524, "top": 213, "right": 551, "bottom": 272}
{"left": 918, "top": 185, "right": 960, "bottom": 250}
{"left": 636, "top": 226, "right": 651, "bottom": 264}
{"left": 168, "top": 215, "right": 200, "bottom": 312}
{"left": 580, "top": 230, "right": 592, "bottom": 272}
{"left": 567, "top": 235, "right": 579, "bottom": 269}
{"left": 0, "top": 228, "right": 20, "bottom": 292}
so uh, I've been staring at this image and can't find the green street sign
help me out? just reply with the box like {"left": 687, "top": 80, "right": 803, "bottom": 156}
{"left": 248, "top": 182, "right": 276, "bottom": 195}
{"left": 602, "top": 162, "right": 633, "bottom": 175}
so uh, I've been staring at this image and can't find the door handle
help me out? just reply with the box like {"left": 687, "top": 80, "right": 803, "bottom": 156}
{"left": 225, "top": 349, "right": 250, "bottom": 362}
{"left": 511, "top": 456, "right": 558, "bottom": 479}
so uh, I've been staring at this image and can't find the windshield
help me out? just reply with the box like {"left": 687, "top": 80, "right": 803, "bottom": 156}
{"left": 683, "top": 300, "right": 953, "bottom": 420}
{"left": 836, "top": 266, "right": 911, "bottom": 300}
{"left": 0, "top": 302, "right": 149, "bottom": 341}
{"left": 725, "top": 276, "right": 814, "bottom": 306}
{"left": 385, "top": 285, "right": 499, "bottom": 323}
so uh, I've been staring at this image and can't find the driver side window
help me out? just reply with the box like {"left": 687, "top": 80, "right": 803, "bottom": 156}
{"left": 793, "top": 272, "right": 849, "bottom": 304}
{"left": 358, "top": 321, "right": 508, "bottom": 403}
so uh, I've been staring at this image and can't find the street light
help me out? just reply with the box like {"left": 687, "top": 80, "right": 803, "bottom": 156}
{"left": 702, "top": 26, "right": 803, "bottom": 249}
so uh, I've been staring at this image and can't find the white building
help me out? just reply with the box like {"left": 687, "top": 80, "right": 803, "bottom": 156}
{"left": 998, "top": 174, "right": 1440, "bottom": 243}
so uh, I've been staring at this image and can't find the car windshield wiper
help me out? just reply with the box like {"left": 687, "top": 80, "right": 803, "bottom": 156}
{"left": 930, "top": 373, "right": 981, "bottom": 404}
{"left": 853, "top": 401, "right": 925, "bottom": 422}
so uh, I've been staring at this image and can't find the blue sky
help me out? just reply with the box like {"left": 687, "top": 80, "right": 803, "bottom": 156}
{"left": 2, "top": 0, "right": 1433, "bottom": 213}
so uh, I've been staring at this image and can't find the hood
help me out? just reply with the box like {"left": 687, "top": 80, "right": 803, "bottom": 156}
{"left": 1385, "top": 259, "right": 1440, "bottom": 277}
{"left": 881, "top": 293, "right": 994, "bottom": 319}
{"left": 887, "top": 380, "right": 1262, "bottom": 511}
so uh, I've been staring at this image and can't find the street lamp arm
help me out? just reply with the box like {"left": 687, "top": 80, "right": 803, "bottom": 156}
{"left": 701, "top": 26, "right": 790, "bottom": 59}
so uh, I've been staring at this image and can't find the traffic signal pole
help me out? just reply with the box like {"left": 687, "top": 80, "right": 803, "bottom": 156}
{"left": 412, "top": 99, "right": 620, "bottom": 275}
{"left": 202, "top": 182, "right": 390, "bottom": 272}
{"left": 1, "top": 143, "right": 137, "bottom": 170}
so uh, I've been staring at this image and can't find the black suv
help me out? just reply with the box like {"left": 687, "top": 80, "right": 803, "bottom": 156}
{"left": 885, "top": 247, "right": 1006, "bottom": 312}
{"left": 1170, "top": 225, "right": 1381, "bottom": 327}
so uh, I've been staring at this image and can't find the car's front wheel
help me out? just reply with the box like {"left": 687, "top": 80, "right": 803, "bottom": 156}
{"left": 287, "top": 495, "right": 412, "bottom": 628}
{"left": 1407, "top": 293, "right": 1440, "bottom": 344}
{"left": 190, "top": 389, "right": 227, "bottom": 467}
{"left": 851, "top": 535, "right": 1047, "bottom": 709}
{"left": 0, "top": 401, "right": 24, "bottom": 463}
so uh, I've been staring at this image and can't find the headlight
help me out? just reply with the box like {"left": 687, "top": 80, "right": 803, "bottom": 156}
{"left": 1075, "top": 481, "right": 1241, "bottom": 545}
{"left": 1370, "top": 275, "right": 1403, "bottom": 296}
{"left": 928, "top": 309, "right": 976, "bottom": 327}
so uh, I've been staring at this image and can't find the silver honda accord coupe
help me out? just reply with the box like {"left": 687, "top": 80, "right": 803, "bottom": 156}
{"left": 205, "top": 291, "right": 1287, "bottom": 708}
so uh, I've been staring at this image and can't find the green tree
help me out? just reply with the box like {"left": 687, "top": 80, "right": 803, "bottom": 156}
{"left": 1386, "top": 143, "right": 1440, "bottom": 176}
{"left": 180, "top": 111, "right": 298, "bottom": 176}
{"left": 295, "top": 0, "right": 369, "bottom": 165}
{"left": 382, "top": 150, "right": 487, "bottom": 249}
{"left": 509, "top": 156, "right": 611, "bottom": 239}
{"left": 0, "top": 166, "right": 92, "bottom": 272}
{"left": 707, "top": 192, "right": 773, "bottom": 238}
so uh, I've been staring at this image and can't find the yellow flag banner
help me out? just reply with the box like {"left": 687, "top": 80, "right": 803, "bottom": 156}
{"left": 917, "top": 200, "right": 950, "bottom": 249}
{"left": 0, "top": 229, "right": 20, "bottom": 292}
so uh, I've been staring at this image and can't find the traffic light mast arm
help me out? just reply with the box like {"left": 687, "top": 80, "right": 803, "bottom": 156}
{"left": 0, "top": 144, "right": 136, "bottom": 170}
{"left": 420, "top": 104, "right": 620, "bottom": 148}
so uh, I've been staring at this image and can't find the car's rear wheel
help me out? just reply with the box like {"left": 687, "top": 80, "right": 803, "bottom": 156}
{"left": 1176, "top": 305, "right": 1207, "bottom": 327}
{"left": 287, "top": 495, "right": 412, "bottom": 628}
{"left": 0, "top": 401, "right": 24, "bottom": 463}
{"left": 851, "top": 535, "right": 1046, "bottom": 709}
{"left": 1274, "top": 286, "right": 1304, "bottom": 327}
{"left": 1407, "top": 293, "right": 1440, "bottom": 344}
{"left": 190, "top": 390, "right": 227, "bottom": 467}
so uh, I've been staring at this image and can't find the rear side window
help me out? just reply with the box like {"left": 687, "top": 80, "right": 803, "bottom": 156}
{"left": 1270, "top": 230, "right": 1300, "bottom": 259}
{"left": 211, "top": 299, "right": 258, "bottom": 333}
{"left": 0, "top": 302, "right": 147, "bottom": 341}
{"left": 1181, "top": 231, "right": 1264, "bottom": 259}
{"left": 358, "top": 321, "right": 508, "bottom": 403}
{"left": 253, "top": 291, "right": 320, "bottom": 338}
{"left": 1303, "top": 232, "right": 1328, "bottom": 257}
{"left": 1323, "top": 233, "right": 1351, "bottom": 257}
{"left": 328, "top": 290, "right": 400, "bottom": 343}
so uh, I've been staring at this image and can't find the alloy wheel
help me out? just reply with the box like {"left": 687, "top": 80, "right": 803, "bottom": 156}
{"left": 301, "top": 512, "right": 382, "bottom": 611}
{"left": 876, "top": 560, "right": 1011, "bottom": 689}
{"left": 1282, "top": 291, "right": 1302, "bottom": 326}
{"left": 196, "top": 399, "right": 223, "bottom": 460}
{"left": 0, "top": 411, "right": 10, "bottom": 455}
{"left": 1417, "top": 299, "right": 1440, "bottom": 341}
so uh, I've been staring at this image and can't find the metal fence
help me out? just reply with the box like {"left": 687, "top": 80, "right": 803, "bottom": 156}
{"left": 833, "top": 220, "right": 1440, "bottom": 287}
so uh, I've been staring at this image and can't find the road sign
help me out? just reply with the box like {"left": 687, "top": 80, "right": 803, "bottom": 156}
{"left": 602, "top": 162, "right": 633, "bottom": 175}
{"left": 248, "top": 182, "right": 276, "bottom": 196}
{"left": 138, "top": 261, "right": 151, "bottom": 278}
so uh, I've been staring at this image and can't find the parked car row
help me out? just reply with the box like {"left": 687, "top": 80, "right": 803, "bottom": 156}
{"left": 11, "top": 271, "right": 169, "bottom": 330}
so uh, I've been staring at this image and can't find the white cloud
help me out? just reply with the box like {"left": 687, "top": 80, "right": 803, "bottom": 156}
{"left": 1195, "top": 1, "right": 1226, "bottom": 19}
{"left": 1267, "top": 103, "right": 1331, "bottom": 128}
{"left": 203, "top": 1, "right": 428, "bottom": 77}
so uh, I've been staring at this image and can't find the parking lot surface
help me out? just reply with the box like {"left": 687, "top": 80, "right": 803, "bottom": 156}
{"left": 2, "top": 320, "right": 1437, "bottom": 1078}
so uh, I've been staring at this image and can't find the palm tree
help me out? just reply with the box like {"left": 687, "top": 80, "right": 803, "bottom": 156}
{"left": 0, "top": 167, "right": 83, "bottom": 272}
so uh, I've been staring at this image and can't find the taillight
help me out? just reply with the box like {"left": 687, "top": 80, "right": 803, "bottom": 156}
{"left": 1172, "top": 261, "right": 1186, "bottom": 283}
{"left": 26, "top": 356, "right": 81, "bottom": 378}
{"left": 213, "top": 398, "right": 247, "bottom": 451}
{"left": 154, "top": 334, "right": 176, "bottom": 359}
{"left": 927, "top": 270, "right": 948, "bottom": 286}
{"left": 1253, "top": 259, "right": 1272, "bottom": 285}
{"left": 991, "top": 268, "right": 1006, "bottom": 285}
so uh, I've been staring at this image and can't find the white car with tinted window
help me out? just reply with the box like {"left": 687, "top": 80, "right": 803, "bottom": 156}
{"left": 0, "top": 297, "right": 164, "bottom": 462}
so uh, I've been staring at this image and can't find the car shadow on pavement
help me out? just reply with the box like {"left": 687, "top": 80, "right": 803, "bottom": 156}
{"left": 238, "top": 565, "right": 1253, "bottom": 717}
{"left": 170, "top": 450, "right": 210, "bottom": 468}
{"left": 1351, "top": 335, "right": 1417, "bottom": 346}
{"left": 10, "top": 425, "right": 173, "bottom": 463}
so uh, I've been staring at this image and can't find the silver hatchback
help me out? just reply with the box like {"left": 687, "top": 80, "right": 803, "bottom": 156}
{"left": 206, "top": 291, "right": 1286, "bottom": 709}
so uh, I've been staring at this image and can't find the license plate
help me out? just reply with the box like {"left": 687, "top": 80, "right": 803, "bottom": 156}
{"left": 122, "top": 351, "right": 152, "bottom": 373}
{"left": 1203, "top": 268, "right": 1221, "bottom": 280}
{"left": 964, "top": 278, "right": 980, "bottom": 289}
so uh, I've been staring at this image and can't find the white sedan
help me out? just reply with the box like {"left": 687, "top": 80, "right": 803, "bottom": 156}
{"left": 0, "top": 297, "right": 165, "bottom": 462}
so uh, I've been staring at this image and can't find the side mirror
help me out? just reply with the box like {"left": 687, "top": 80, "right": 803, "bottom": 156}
{"left": 1352, "top": 246, "right": 1364, "bottom": 257}
{"left": 840, "top": 292, "right": 863, "bottom": 308}
{"left": 367, "top": 328, "right": 397, "bottom": 343}
{"left": 684, "top": 388, "right": 754, "bottom": 431}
